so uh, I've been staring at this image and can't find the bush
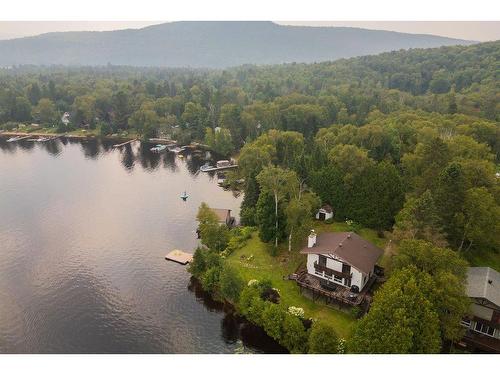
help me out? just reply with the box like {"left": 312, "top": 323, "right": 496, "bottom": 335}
{"left": 188, "top": 247, "right": 207, "bottom": 278}
{"left": 261, "top": 303, "right": 286, "bottom": 341}
{"left": 201, "top": 266, "right": 221, "bottom": 293}
{"left": 282, "top": 314, "right": 309, "bottom": 353}
{"left": 219, "top": 265, "right": 244, "bottom": 303}
{"left": 308, "top": 321, "right": 339, "bottom": 353}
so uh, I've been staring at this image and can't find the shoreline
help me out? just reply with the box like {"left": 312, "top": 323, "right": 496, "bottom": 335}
{"left": 0, "top": 131, "right": 205, "bottom": 147}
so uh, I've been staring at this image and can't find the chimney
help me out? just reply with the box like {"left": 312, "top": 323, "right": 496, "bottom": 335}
{"left": 308, "top": 230, "right": 317, "bottom": 248}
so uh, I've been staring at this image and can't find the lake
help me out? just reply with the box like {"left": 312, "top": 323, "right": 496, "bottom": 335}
{"left": 0, "top": 137, "right": 286, "bottom": 353}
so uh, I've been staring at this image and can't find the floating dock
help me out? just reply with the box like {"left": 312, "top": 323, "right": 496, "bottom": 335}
{"left": 165, "top": 250, "right": 193, "bottom": 265}
{"left": 200, "top": 164, "right": 238, "bottom": 172}
{"left": 113, "top": 139, "right": 138, "bottom": 148}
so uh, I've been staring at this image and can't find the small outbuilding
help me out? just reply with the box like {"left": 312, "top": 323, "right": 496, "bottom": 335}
{"left": 316, "top": 205, "right": 333, "bottom": 221}
{"left": 210, "top": 208, "right": 234, "bottom": 226}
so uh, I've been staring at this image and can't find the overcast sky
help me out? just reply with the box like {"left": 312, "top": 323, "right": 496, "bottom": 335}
{"left": 0, "top": 21, "right": 499, "bottom": 41}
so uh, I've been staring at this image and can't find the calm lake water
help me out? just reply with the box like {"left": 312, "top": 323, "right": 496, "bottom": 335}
{"left": 0, "top": 137, "right": 286, "bottom": 353}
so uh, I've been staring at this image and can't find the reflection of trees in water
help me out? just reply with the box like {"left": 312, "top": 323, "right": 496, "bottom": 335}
{"left": 137, "top": 144, "right": 162, "bottom": 171}
{"left": 17, "top": 140, "right": 36, "bottom": 152}
{"left": 0, "top": 139, "right": 18, "bottom": 154}
{"left": 162, "top": 152, "right": 178, "bottom": 172}
{"left": 1, "top": 137, "right": 232, "bottom": 180}
{"left": 120, "top": 144, "right": 135, "bottom": 172}
{"left": 100, "top": 140, "right": 115, "bottom": 153}
{"left": 41, "top": 140, "right": 62, "bottom": 157}
{"left": 187, "top": 277, "right": 287, "bottom": 354}
{"left": 80, "top": 139, "right": 100, "bottom": 159}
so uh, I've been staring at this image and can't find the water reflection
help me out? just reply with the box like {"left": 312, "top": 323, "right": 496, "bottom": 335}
{"left": 188, "top": 278, "right": 288, "bottom": 354}
{"left": 0, "top": 135, "right": 281, "bottom": 354}
{"left": 0, "top": 136, "right": 226, "bottom": 178}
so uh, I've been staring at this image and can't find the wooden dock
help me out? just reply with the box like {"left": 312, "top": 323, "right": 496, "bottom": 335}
{"left": 113, "top": 139, "right": 138, "bottom": 148}
{"left": 200, "top": 165, "right": 238, "bottom": 172}
{"left": 165, "top": 250, "right": 193, "bottom": 265}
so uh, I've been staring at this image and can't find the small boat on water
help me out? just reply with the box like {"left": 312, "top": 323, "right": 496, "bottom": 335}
{"left": 199, "top": 162, "right": 214, "bottom": 172}
{"left": 170, "top": 146, "right": 186, "bottom": 154}
{"left": 6, "top": 136, "right": 21, "bottom": 142}
{"left": 180, "top": 191, "right": 189, "bottom": 200}
{"left": 150, "top": 144, "right": 168, "bottom": 152}
{"left": 37, "top": 137, "right": 51, "bottom": 142}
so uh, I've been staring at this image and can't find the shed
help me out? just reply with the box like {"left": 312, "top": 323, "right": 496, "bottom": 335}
{"left": 316, "top": 205, "right": 334, "bottom": 221}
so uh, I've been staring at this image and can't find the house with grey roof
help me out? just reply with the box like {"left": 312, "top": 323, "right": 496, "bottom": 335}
{"left": 300, "top": 230, "right": 383, "bottom": 293}
{"left": 458, "top": 267, "right": 500, "bottom": 353}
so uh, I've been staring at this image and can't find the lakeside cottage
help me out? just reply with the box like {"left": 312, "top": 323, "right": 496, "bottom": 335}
{"left": 459, "top": 267, "right": 500, "bottom": 353}
{"left": 315, "top": 205, "right": 333, "bottom": 221}
{"left": 301, "top": 231, "right": 383, "bottom": 292}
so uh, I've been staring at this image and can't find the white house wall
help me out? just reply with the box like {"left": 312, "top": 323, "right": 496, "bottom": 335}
{"left": 306, "top": 253, "right": 367, "bottom": 290}
{"left": 471, "top": 303, "right": 494, "bottom": 321}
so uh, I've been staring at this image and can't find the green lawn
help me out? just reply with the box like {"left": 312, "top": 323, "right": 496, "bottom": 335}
{"left": 225, "top": 222, "right": 390, "bottom": 339}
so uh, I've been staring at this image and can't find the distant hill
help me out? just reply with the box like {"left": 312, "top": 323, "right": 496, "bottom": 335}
{"left": 0, "top": 21, "right": 475, "bottom": 68}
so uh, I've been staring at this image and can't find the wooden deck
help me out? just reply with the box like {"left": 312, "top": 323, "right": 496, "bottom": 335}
{"left": 296, "top": 271, "right": 376, "bottom": 307}
{"left": 165, "top": 250, "right": 193, "bottom": 265}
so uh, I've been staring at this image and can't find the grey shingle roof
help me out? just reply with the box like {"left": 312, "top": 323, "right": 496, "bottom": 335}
{"left": 301, "top": 232, "right": 383, "bottom": 274}
{"left": 466, "top": 267, "right": 500, "bottom": 308}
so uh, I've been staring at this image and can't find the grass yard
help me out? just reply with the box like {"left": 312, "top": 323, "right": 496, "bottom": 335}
{"left": 225, "top": 221, "right": 391, "bottom": 339}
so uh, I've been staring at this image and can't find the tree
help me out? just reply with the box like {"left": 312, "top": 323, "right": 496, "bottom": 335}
{"left": 188, "top": 247, "right": 207, "bottom": 279}
{"left": 196, "top": 203, "right": 230, "bottom": 252}
{"left": 393, "top": 190, "right": 448, "bottom": 247}
{"left": 256, "top": 166, "right": 298, "bottom": 248}
{"left": 182, "top": 101, "right": 208, "bottom": 140}
{"left": 308, "top": 322, "right": 339, "bottom": 353}
{"left": 285, "top": 191, "right": 320, "bottom": 251}
{"left": 12, "top": 96, "right": 32, "bottom": 122}
{"left": 328, "top": 144, "right": 374, "bottom": 183}
{"left": 350, "top": 266, "right": 442, "bottom": 353}
{"left": 433, "top": 162, "right": 467, "bottom": 246}
{"left": 219, "top": 265, "right": 244, "bottom": 303}
{"left": 73, "top": 95, "right": 97, "bottom": 126}
{"left": 128, "top": 108, "right": 159, "bottom": 138}
{"left": 255, "top": 192, "right": 287, "bottom": 247}
{"left": 205, "top": 127, "right": 234, "bottom": 156}
{"left": 456, "top": 187, "right": 500, "bottom": 252}
{"left": 392, "top": 240, "right": 469, "bottom": 343}
{"left": 32, "top": 98, "right": 57, "bottom": 125}
{"left": 219, "top": 104, "right": 243, "bottom": 145}
{"left": 349, "top": 161, "right": 404, "bottom": 230}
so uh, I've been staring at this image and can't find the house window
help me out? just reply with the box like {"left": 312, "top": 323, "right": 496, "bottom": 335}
{"left": 333, "top": 275, "right": 342, "bottom": 283}
{"left": 318, "top": 255, "right": 327, "bottom": 267}
{"left": 474, "top": 321, "right": 495, "bottom": 337}
{"left": 460, "top": 318, "right": 471, "bottom": 328}
{"left": 342, "top": 263, "right": 351, "bottom": 274}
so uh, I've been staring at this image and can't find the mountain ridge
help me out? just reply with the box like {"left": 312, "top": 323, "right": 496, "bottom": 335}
{"left": 0, "top": 21, "right": 475, "bottom": 68}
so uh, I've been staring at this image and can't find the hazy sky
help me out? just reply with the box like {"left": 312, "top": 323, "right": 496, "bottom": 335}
{"left": 0, "top": 21, "right": 499, "bottom": 41}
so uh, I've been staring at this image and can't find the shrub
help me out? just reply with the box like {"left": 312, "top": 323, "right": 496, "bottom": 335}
{"left": 246, "top": 296, "right": 266, "bottom": 326}
{"left": 219, "top": 265, "right": 244, "bottom": 303}
{"left": 308, "top": 321, "right": 339, "bottom": 353}
{"left": 188, "top": 247, "right": 207, "bottom": 278}
{"left": 239, "top": 286, "right": 260, "bottom": 312}
{"left": 201, "top": 266, "right": 221, "bottom": 293}
{"left": 262, "top": 303, "right": 286, "bottom": 341}
{"left": 282, "top": 314, "right": 309, "bottom": 353}
{"left": 288, "top": 306, "right": 305, "bottom": 319}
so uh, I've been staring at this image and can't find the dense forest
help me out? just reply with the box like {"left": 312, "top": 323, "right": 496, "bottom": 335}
{"left": 1, "top": 39, "right": 499, "bottom": 353}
